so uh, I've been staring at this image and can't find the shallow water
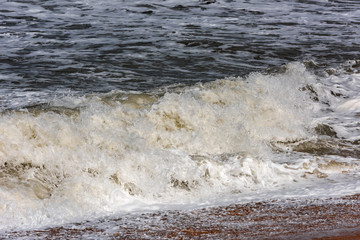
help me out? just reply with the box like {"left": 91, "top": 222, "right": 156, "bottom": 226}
{"left": 0, "top": 0, "right": 360, "bottom": 232}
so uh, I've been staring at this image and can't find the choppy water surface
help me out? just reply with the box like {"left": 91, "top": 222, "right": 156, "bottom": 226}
{"left": 0, "top": 0, "right": 360, "bottom": 232}
{"left": 1, "top": 0, "right": 359, "bottom": 108}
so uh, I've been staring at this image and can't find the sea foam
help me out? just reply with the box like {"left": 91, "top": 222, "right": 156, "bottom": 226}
{"left": 0, "top": 63, "right": 356, "bottom": 230}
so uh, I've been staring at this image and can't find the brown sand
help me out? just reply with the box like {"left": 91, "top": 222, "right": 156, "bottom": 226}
{"left": 3, "top": 194, "right": 360, "bottom": 239}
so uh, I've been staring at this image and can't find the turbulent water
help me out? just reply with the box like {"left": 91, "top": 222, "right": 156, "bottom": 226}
{"left": 0, "top": 0, "right": 360, "bottom": 231}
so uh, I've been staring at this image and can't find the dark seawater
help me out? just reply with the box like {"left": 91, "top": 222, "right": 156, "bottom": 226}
{"left": 0, "top": 0, "right": 359, "bottom": 109}
{"left": 0, "top": 0, "right": 360, "bottom": 232}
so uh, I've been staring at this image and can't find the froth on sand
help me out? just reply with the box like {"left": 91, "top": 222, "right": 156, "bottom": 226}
{"left": 4, "top": 194, "right": 360, "bottom": 239}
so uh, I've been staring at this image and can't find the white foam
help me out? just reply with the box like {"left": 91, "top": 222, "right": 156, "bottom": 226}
{"left": 0, "top": 63, "right": 358, "bottom": 230}
{"left": 337, "top": 98, "right": 360, "bottom": 113}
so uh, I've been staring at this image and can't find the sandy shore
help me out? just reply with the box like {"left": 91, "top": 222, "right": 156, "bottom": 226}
{"left": 3, "top": 194, "right": 360, "bottom": 239}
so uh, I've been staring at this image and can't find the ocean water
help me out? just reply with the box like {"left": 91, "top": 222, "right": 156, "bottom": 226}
{"left": 0, "top": 0, "right": 360, "bottom": 232}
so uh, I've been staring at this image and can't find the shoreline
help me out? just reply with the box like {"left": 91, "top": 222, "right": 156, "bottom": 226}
{"left": 3, "top": 194, "right": 360, "bottom": 239}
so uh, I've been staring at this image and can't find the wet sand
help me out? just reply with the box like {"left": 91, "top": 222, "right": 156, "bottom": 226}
{"left": 3, "top": 194, "right": 360, "bottom": 239}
